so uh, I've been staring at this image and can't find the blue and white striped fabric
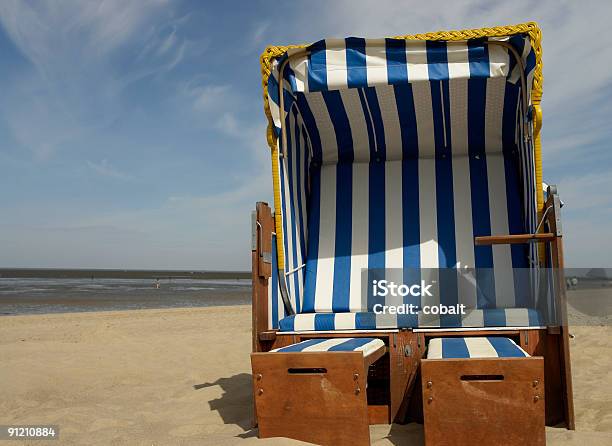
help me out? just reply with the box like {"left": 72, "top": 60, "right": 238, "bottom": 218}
{"left": 266, "top": 34, "right": 540, "bottom": 329}
{"left": 427, "top": 336, "right": 529, "bottom": 359}
{"left": 276, "top": 109, "right": 310, "bottom": 315}
{"left": 302, "top": 153, "right": 531, "bottom": 313}
{"left": 270, "top": 337, "right": 385, "bottom": 357}
{"left": 278, "top": 308, "right": 542, "bottom": 332}
{"left": 268, "top": 36, "right": 536, "bottom": 131}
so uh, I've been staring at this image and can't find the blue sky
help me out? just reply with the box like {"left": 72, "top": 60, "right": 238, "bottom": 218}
{"left": 0, "top": 0, "right": 611, "bottom": 270}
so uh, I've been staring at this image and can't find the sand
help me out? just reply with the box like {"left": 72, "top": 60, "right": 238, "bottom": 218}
{"left": 1, "top": 305, "right": 611, "bottom": 445}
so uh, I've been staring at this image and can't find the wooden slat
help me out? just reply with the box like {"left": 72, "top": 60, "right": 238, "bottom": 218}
{"left": 475, "top": 233, "right": 556, "bottom": 245}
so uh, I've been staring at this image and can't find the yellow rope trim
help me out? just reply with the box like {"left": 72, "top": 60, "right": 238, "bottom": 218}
{"left": 260, "top": 22, "right": 544, "bottom": 269}
{"left": 270, "top": 141, "right": 284, "bottom": 269}
{"left": 534, "top": 104, "right": 545, "bottom": 263}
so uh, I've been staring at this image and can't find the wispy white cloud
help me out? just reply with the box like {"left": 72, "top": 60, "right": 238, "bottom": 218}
{"left": 215, "top": 112, "right": 241, "bottom": 136}
{"left": 252, "top": 22, "right": 270, "bottom": 44}
{"left": 188, "top": 84, "right": 232, "bottom": 112}
{"left": 0, "top": 0, "right": 170, "bottom": 76}
{"left": 0, "top": 0, "right": 188, "bottom": 158}
{"left": 87, "top": 159, "right": 134, "bottom": 181}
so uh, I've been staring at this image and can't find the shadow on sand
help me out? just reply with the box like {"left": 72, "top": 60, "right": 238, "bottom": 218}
{"left": 193, "top": 373, "right": 255, "bottom": 434}
{"left": 380, "top": 422, "right": 424, "bottom": 446}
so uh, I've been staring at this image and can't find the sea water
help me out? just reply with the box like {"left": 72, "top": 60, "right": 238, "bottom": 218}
{"left": 0, "top": 275, "right": 250, "bottom": 315}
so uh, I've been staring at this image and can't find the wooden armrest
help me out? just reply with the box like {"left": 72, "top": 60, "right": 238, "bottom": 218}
{"left": 475, "top": 233, "right": 556, "bottom": 246}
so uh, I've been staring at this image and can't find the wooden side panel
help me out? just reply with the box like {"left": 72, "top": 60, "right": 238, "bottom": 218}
{"left": 421, "top": 357, "right": 545, "bottom": 446}
{"left": 544, "top": 190, "right": 575, "bottom": 429}
{"left": 251, "top": 351, "right": 371, "bottom": 446}
{"left": 252, "top": 202, "right": 273, "bottom": 353}
{"left": 543, "top": 332, "right": 565, "bottom": 425}
{"left": 273, "top": 333, "right": 404, "bottom": 425}
{"left": 520, "top": 329, "right": 565, "bottom": 425}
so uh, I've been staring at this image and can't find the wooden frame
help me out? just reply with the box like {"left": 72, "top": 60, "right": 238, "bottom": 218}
{"left": 421, "top": 356, "right": 545, "bottom": 446}
{"left": 251, "top": 345, "right": 385, "bottom": 446}
{"left": 268, "top": 327, "right": 568, "bottom": 427}
{"left": 250, "top": 185, "right": 574, "bottom": 441}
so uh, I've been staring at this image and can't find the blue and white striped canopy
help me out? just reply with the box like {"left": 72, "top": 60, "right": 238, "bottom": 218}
{"left": 263, "top": 32, "right": 541, "bottom": 330}
{"left": 267, "top": 35, "right": 536, "bottom": 135}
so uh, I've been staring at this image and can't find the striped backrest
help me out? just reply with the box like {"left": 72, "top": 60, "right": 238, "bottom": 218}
{"left": 303, "top": 154, "right": 530, "bottom": 313}
{"left": 267, "top": 35, "right": 539, "bottom": 322}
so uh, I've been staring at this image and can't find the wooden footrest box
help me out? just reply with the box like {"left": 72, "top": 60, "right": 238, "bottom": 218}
{"left": 251, "top": 338, "right": 386, "bottom": 446}
{"left": 422, "top": 337, "right": 545, "bottom": 446}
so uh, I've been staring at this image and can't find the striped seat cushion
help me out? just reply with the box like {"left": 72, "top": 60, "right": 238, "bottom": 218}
{"left": 427, "top": 336, "right": 529, "bottom": 359}
{"left": 278, "top": 308, "right": 541, "bottom": 332}
{"left": 270, "top": 337, "right": 385, "bottom": 357}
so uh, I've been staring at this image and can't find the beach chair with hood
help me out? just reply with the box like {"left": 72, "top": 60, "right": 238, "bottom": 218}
{"left": 250, "top": 22, "right": 573, "bottom": 446}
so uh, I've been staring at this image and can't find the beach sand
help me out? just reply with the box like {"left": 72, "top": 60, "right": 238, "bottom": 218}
{"left": 1, "top": 305, "right": 611, "bottom": 445}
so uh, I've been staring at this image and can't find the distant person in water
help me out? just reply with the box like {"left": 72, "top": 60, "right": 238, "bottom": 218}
{"left": 154, "top": 279, "right": 160, "bottom": 289}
